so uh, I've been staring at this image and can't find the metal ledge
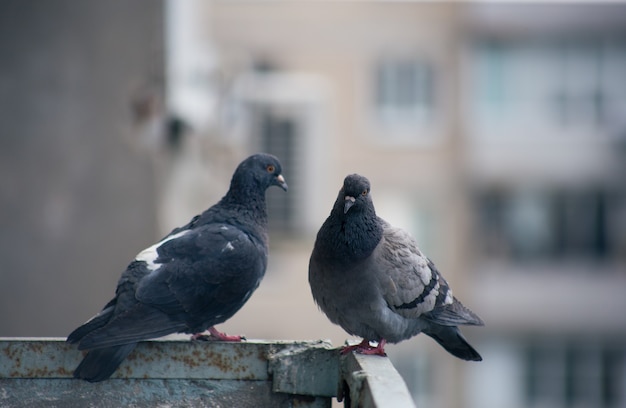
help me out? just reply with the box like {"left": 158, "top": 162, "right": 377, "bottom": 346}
{"left": 0, "top": 337, "right": 416, "bottom": 407}
{"left": 340, "top": 352, "right": 417, "bottom": 408}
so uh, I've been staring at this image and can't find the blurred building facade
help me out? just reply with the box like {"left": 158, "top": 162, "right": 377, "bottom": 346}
{"left": 459, "top": 6, "right": 626, "bottom": 408}
{"left": 193, "top": 3, "right": 626, "bottom": 408}
{"left": 2, "top": 2, "right": 626, "bottom": 408}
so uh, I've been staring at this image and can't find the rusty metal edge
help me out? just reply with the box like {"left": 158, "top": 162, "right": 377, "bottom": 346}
{"left": 0, "top": 337, "right": 333, "bottom": 381}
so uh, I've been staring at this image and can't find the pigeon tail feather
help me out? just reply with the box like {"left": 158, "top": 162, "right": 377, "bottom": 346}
{"left": 73, "top": 343, "right": 137, "bottom": 382}
{"left": 423, "top": 325, "right": 482, "bottom": 361}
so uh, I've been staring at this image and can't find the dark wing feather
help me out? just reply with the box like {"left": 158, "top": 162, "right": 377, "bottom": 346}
{"left": 136, "top": 223, "right": 266, "bottom": 320}
{"left": 76, "top": 303, "right": 186, "bottom": 349}
{"left": 422, "top": 263, "right": 484, "bottom": 327}
{"left": 76, "top": 223, "right": 266, "bottom": 349}
{"left": 67, "top": 299, "right": 116, "bottom": 344}
{"left": 424, "top": 296, "right": 484, "bottom": 326}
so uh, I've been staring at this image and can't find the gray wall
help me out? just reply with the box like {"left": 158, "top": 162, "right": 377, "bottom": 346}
{"left": 0, "top": 1, "right": 164, "bottom": 336}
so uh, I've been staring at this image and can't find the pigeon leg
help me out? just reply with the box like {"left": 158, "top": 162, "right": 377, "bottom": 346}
{"left": 358, "top": 339, "right": 387, "bottom": 356}
{"left": 207, "top": 326, "right": 245, "bottom": 341}
{"left": 341, "top": 338, "right": 371, "bottom": 354}
{"left": 341, "top": 339, "right": 387, "bottom": 356}
{"left": 191, "top": 326, "right": 245, "bottom": 342}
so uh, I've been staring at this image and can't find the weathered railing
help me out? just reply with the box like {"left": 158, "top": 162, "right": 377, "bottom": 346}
{"left": 0, "top": 337, "right": 416, "bottom": 407}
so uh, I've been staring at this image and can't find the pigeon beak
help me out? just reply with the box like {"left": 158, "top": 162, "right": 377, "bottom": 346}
{"left": 274, "top": 174, "right": 288, "bottom": 191}
{"left": 344, "top": 196, "right": 356, "bottom": 214}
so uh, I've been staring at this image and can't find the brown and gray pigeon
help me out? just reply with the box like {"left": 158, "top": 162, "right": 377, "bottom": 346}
{"left": 309, "top": 174, "right": 483, "bottom": 360}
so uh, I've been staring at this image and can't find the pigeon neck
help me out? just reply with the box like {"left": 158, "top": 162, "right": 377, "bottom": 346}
{"left": 325, "top": 207, "right": 383, "bottom": 262}
{"left": 218, "top": 182, "right": 269, "bottom": 222}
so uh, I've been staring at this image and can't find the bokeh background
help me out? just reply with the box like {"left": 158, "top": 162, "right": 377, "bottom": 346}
{"left": 2, "top": 1, "right": 626, "bottom": 407}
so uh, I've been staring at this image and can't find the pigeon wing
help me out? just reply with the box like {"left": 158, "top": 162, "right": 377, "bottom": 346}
{"left": 78, "top": 223, "right": 266, "bottom": 349}
{"left": 376, "top": 222, "right": 483, "bottom": 326}
{"left": 76, "top": 303, "right": 186, "bottom": 349}
{"left": 136, "top": 222, "right": 266, "bottom": 321}
{"left": 374, "top": 223, "right": 447, "bottom": 319}
{"left": 424, "top": 297, "right": 484, "bottom": 326}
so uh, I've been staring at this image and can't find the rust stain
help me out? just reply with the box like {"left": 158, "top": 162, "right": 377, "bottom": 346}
{"left": 2, "top": 345, "right": 18, "bottom": 360}
{"left": 159, "top": 342, "right": 265, "bottom": 379}
{"left": 55, "top": 366, "right": 73, "bottom": 377}
{"left": 2, "top": 340, "right": 288, "bottom": 381}
{"left": 117, "top": 364, "right": 133, "bottom": 378}
{"left": 28, "top": 343, "right": 44, "bottom": 354}
{"left": 13, "top": 364, "right": 70, "bottom": 378}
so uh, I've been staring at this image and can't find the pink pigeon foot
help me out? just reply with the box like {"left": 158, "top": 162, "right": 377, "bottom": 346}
{"left": 341, "top": 339, "right": 387, "bottom": 356}
{"left": 191, "top": 326, "right": 246, "bottom": 342}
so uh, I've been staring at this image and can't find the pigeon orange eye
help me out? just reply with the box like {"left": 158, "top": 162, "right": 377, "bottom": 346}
{"left": 362, "top": 189, "right": 368, "bottom": 196}
{"left": 267, "top": 165, "right": 275, "bottom": 173}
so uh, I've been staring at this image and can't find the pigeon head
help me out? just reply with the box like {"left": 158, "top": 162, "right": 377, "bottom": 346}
{"left": 230, "top": 153, "right": 288, "bottom": 193}
{"left": 317, "top": 173, "right": 382, "bottom": 262}
{"left": 339, "top": 174, "right": 374, "bottom": 215}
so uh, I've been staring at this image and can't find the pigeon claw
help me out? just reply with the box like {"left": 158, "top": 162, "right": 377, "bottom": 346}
{"left": 191, "top": 327, "right": 246, "bottom": 342}
{"left": 341, "top": 339, "right": 387, "bottom": 356}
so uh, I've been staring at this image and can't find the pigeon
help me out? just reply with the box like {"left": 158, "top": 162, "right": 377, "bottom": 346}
{"left": 67, "top": 153, "right": 288, "bottom": 382}
{"left": 309, "top": 174, "right": 483, "bottom": 360}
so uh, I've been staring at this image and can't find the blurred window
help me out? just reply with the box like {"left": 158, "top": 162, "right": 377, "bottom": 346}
{"left": 258, "top": 108, "right": 299, "bottom": 235}
{"left": 470, "top": 38, "right": 626, "bottom": 134}
{"left": 524, "top": 341, "right": 625, "bottom": 408}
{"left": 474, "top": 188, "right": 624, "bottom": 263}
{"left": 374, "top": 57, "right": 435, "bottom": 127}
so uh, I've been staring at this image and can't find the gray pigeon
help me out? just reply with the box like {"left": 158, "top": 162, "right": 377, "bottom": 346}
{"left": 309, "top": 174, "right": 483, "bottom": 360}
{"left": 67, "top": 153, "right": 287, "bottom": 382}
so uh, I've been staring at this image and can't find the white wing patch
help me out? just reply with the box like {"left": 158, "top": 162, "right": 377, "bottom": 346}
{"left": 444, "top": 288, "right": 453, "bottom": 305}
{"left": 135, "top": 230, "right": 190, "bottom": 271}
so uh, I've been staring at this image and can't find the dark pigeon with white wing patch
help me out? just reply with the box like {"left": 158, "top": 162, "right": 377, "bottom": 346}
{"left": 67, "top": 153, "right": 287, "bottom": 382}
{"left": 309, "top": 174, "right": 483, "bottom": 360}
